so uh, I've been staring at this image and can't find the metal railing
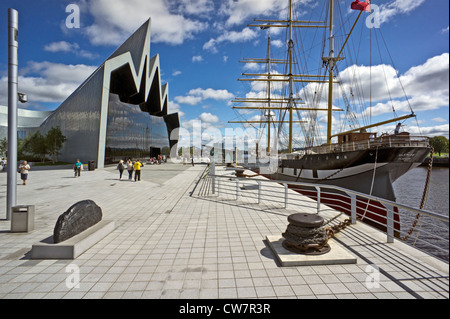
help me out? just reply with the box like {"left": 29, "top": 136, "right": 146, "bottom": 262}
{"left": 204, "top": 167, "right": 449, "bottom": 263}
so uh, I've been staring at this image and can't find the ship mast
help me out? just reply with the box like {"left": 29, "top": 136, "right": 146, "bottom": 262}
{"left": 231, "top": 0, "right": 339, "bottom": 152}
{"left": 327, "top": 0, "right": 334, "bottom": 145}
{"left": 231, "top": 0, "right": 416, "bottom": 153}
{"left": 287, "top": 0, "right": 294, "bottom": 153}
{"left": 267, "top": 29, "right": 272, "bottom": 153}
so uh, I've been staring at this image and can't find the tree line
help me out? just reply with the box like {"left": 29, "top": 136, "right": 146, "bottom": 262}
{"left": 429, "top": 136, "right": 449, "bottom": 156}
{"left": 0, "top": 126, "right": 66, "bottom": 163}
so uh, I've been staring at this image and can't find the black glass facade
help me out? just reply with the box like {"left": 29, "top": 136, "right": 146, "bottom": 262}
{"left": 104, "top": 93, "right": 170, "bottom": 164}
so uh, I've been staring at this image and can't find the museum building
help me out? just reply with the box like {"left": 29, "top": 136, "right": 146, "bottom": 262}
{"left": 0, "top": 19, "right": 180, "bottom": 168}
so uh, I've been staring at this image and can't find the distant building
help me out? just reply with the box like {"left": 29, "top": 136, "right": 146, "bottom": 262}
{"left": 0, "top": 105, "right": 53, "bottom": 142}
{"left": 0, "top": 19, "right": 179, "bottom": 168}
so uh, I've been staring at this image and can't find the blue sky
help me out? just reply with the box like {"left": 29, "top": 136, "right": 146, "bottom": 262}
{"left": 0, "top": 0, "right": 448, "bottom": 148}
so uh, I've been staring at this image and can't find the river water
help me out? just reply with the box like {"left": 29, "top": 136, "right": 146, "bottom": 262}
{"left": 393, "top": 166, "right": 449, "bottom": 262}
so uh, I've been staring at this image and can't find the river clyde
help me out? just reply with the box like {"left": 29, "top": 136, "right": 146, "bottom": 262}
{"left": 394, "top": 166, "right": 449, "bottom": 216}
{"left": 393, "top": 166, "right": 449, "bottom": 261}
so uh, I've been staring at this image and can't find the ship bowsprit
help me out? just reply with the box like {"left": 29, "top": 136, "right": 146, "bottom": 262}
{"left": 282, "top": 213, "right": 331, "bottom": 255}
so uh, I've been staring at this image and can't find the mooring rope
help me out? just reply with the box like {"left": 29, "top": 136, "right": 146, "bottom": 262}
{"left": 402, "top": 147, "right": 434, "bottom": 242}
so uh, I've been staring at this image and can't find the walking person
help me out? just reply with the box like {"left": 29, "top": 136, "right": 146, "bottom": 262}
{"left": 126, "top": 158, "right": 134, "bottom": 180}
{"left": 74, "top": 159, "right": 82, "bottom": 177}
{"left": 117, "top": 160, "right": 125, "bottom": 180}
{"left": 133, "top": 159, "right": 143, "bottom": 182}
{"left": 1, "top": 158, "right": 6, "bottom": 172}
{"left": 18, "top": 160, "right": 30, "bottom": 185}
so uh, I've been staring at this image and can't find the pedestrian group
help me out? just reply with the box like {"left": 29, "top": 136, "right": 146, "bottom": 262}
{"left": 118, "top": 158, "right": 144, "bottom": 182}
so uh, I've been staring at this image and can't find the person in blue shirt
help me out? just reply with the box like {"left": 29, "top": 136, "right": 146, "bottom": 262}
{"left": 74, "top": 159, "right": 82, "bottom": 177}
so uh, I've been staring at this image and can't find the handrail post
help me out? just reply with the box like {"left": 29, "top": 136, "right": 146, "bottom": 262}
{"left": 350, "top": 193, "right": 357, "bottom": 224}
{"left": 257, "top": 181, "right": 261, "bottom": 204}
{"left": 217, "top": 177, "right": 221, "bottom": 197}
{"left": 284, "top": 183, "right": 288, "bottom": 208}
{"left": 385, "top": 203, "right": 394, "bottom": 243}
{"left": 211, "top": 162, "right": 215, "bottom": 194}
{"left": 315, "top": 186, "right": 321, "bottom": 213}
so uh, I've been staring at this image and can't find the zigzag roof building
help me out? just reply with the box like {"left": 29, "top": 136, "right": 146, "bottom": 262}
{"left": 33, "top": 18, "right": 179, "bottom": 168}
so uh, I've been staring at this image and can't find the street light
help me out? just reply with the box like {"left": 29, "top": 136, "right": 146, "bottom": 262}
{"left": 6, "top": 8, "right": 19, "bottom": 221}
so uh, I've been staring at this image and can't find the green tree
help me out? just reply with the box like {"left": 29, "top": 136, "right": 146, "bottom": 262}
{"left": 46, "top": 126, "right": 67, "bottom": 163}
{"left": 0, "top": 137, "right": 7, "bottom": 157}
{"left": 19, "top": 131, "right": 47, "bottom": 161}
{"left": 429, "top": 136, "right": 449, "bottom": 156}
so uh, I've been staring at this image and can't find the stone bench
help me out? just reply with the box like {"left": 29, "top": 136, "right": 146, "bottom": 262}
{"left": 31, "top": 220, "right": 115, "bottom": 259}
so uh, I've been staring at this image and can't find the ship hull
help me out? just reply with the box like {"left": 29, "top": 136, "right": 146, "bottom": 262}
{"left": 259, "top": 145, "right": 431, "bottom": 232}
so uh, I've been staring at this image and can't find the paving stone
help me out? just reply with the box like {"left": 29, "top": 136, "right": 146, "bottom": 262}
{"left": 0, "top": 163, "right": 447, "bottom": 300}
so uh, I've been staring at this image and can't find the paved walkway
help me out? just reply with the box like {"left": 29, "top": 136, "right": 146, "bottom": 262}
{"left": 0, "top": 162, "right": 448, "bottom": 300}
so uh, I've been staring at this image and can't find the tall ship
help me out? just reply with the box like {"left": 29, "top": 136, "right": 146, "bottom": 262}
{"left": 229, "top": 0, "right": 431, "bottom": 231}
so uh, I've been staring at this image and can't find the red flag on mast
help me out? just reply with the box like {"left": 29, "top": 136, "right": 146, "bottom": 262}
{"left": 351, "top": 0, "right": 371, "bottom": 12}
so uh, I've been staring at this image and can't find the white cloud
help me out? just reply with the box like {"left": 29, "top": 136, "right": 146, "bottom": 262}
{"left": 168, "top": 100, "right": 184, "bottom": 117}
{"left": 432, "top": 117, "right": 447, "bottom": 123}
{"left": 218, "top": 0, "right": 288, "bottom": 27}
{"left": 203, "top": 27, "right": 258, "bottom": 53}
{"left": 271, "top": 39, "right": 284, "bottom": 48}
{"left": 332, "top": 53, "right": 449, "bottom": 117}
{"left": 0, "top": 61, "right": 97, "bottom": 105}
{"left": 44, "top": 41, "right": 79, "bottom": 53}
{"left": 192, "top": 55, "right": 203, "bottom": 63}
{"left": 176, "top": 0, "right": 215, "bottom": 17}
{"left": 44, "top": 41, "right": 98, "bottom": 60}
{"left": 175, "top": 88, "right": 234, "bottom": 106}
{"left": 376, "top": 0, "right": 426, "bottom": 26}
{"left": 172, "top": 70, "right": 182, "bottom": 76}
{"left": 241, "top": 52, "right": 449, "bottom": 137}
{"left": 189, "top": 88, "right": 234, "bottom": 100}
{"left": 82, "top": 0, "right": 209, "bottom": 46}
{"left": 199, "top": 112, "right": 219, "bottom": 123}
{"left": 243, "top": 62, "right": 262, "bottom": 71}
{"left": 174, "top": 95, "right": 203, "bottom": 106}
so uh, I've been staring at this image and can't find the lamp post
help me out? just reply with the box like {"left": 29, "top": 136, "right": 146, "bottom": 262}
{"left": 6, "top": 8, "right": 19, "bottom": 221}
